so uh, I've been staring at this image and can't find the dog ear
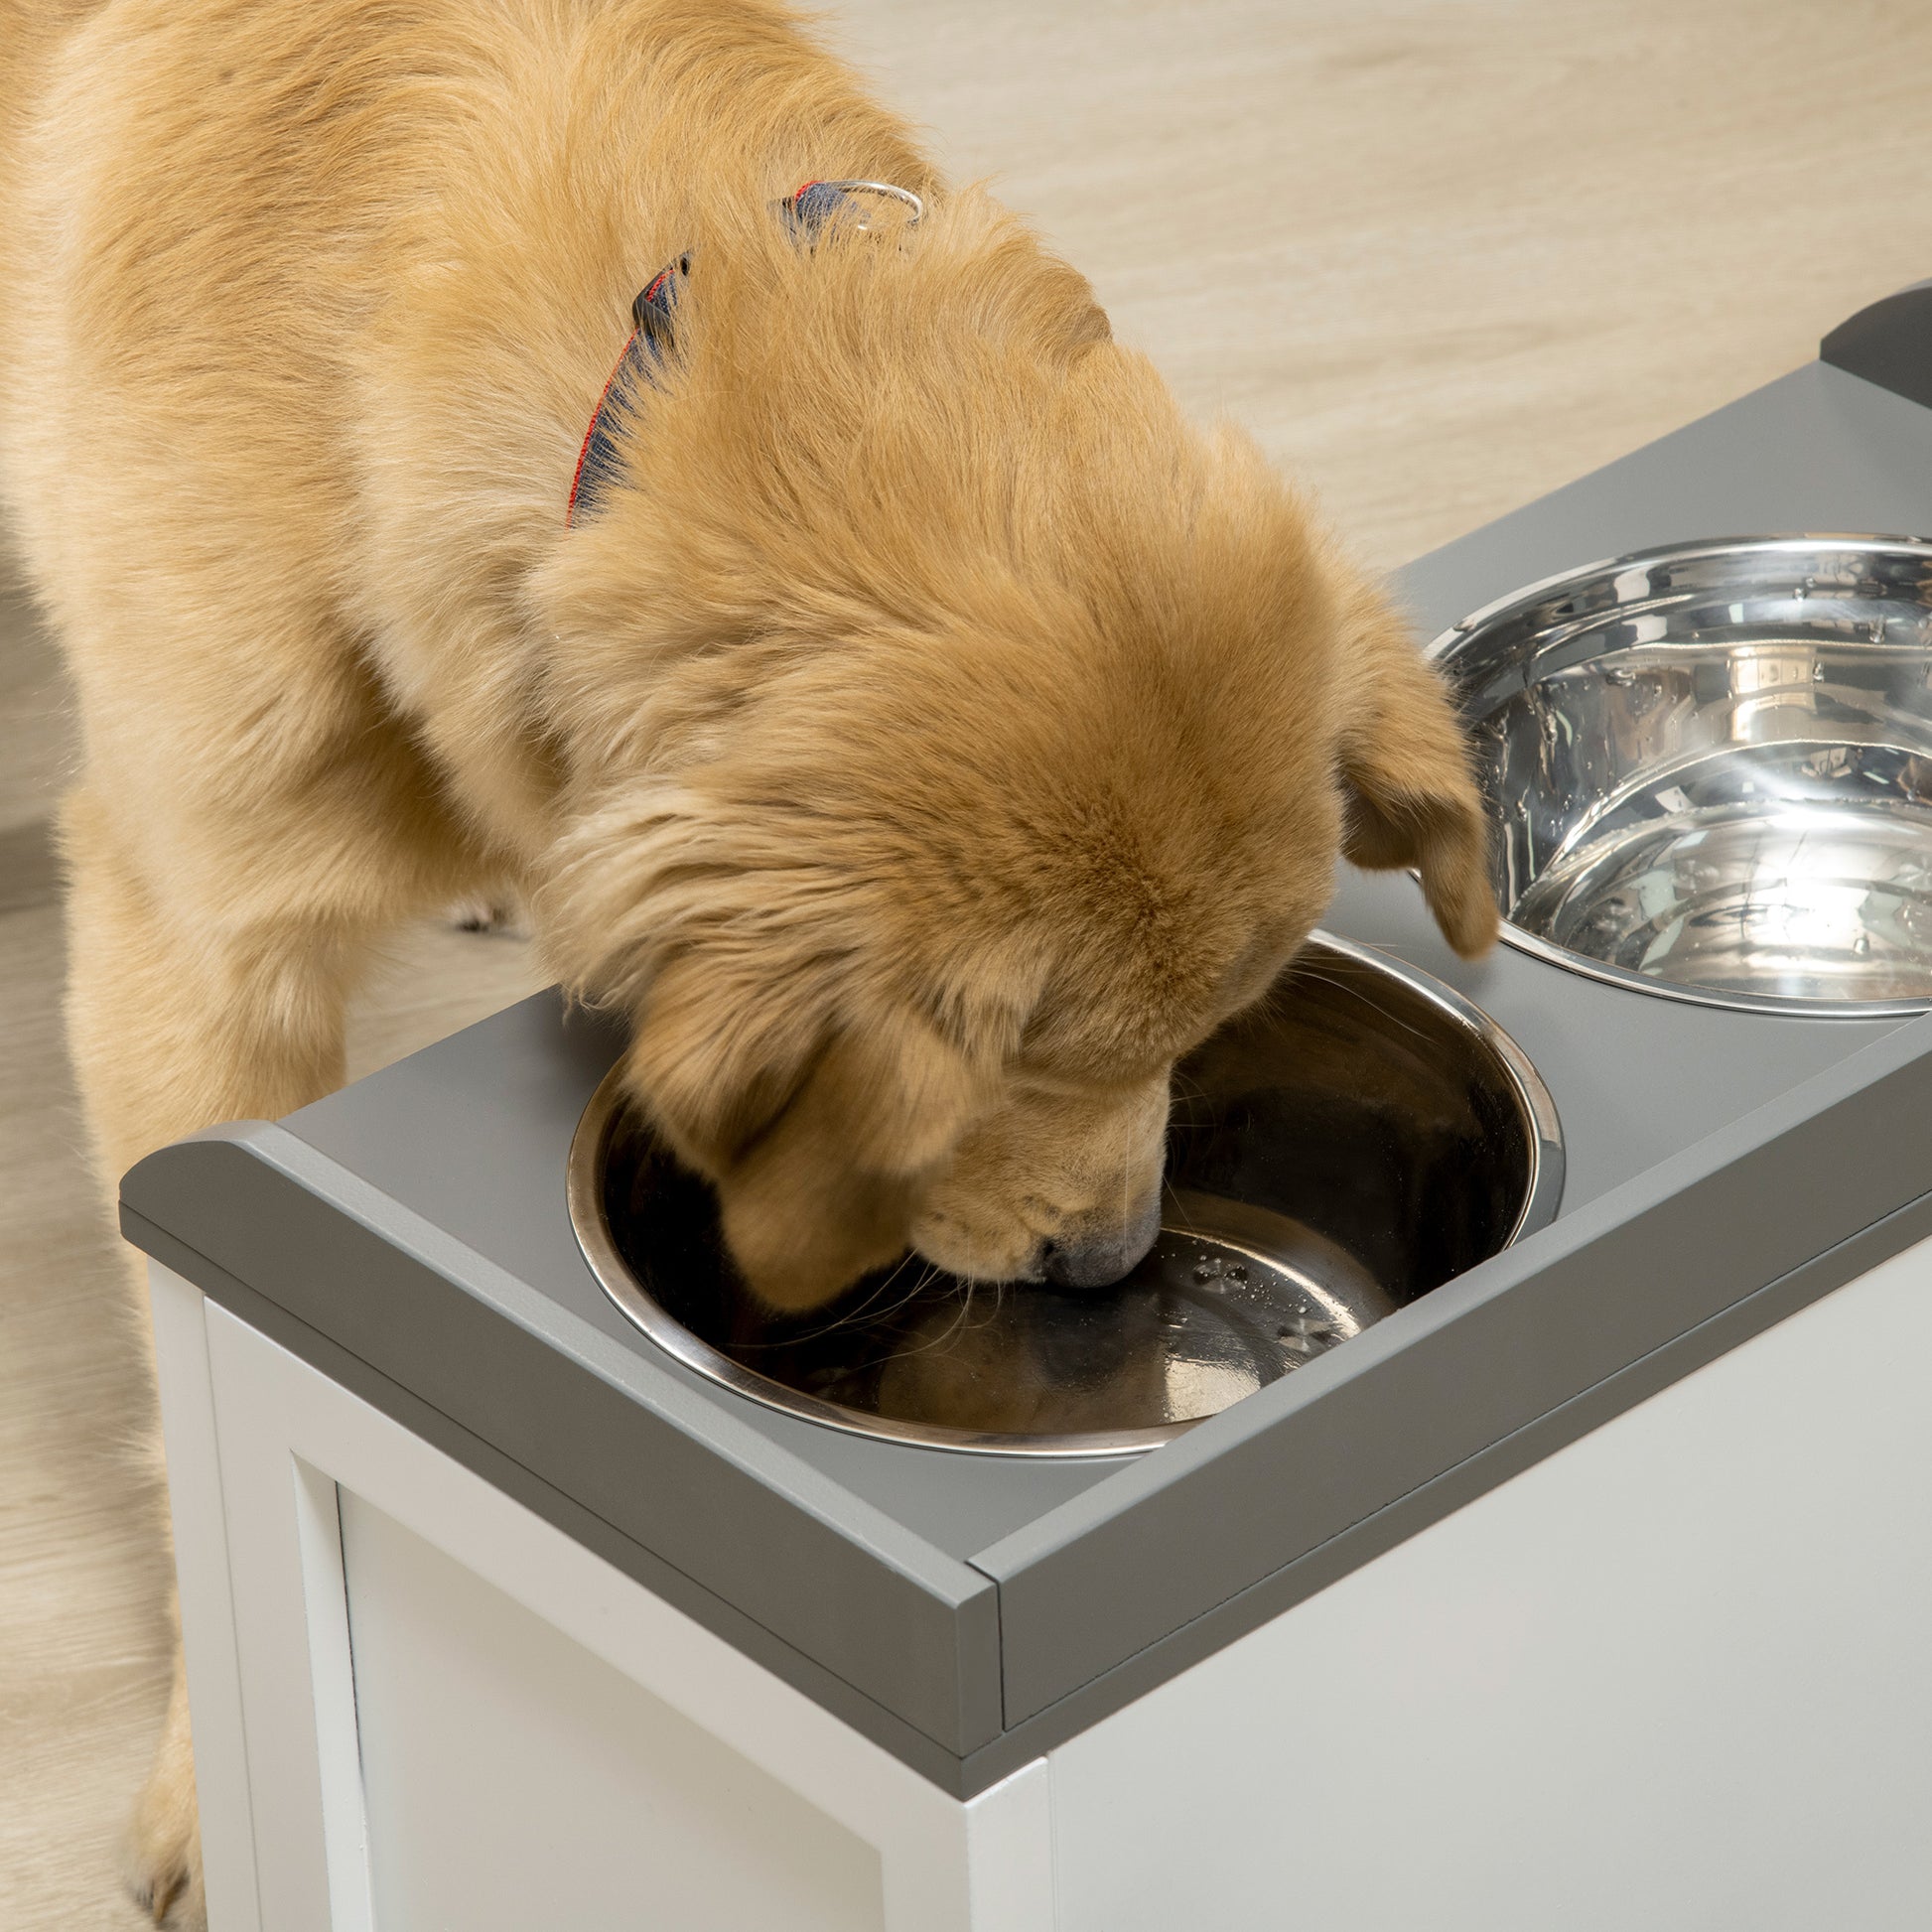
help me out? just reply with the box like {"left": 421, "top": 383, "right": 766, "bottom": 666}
{"left": 1330, "top": 567, "right": 1499, "bottom": 958}
{"left": 620, "top": 947, "right": 829, "bottom": 1176}
{"left": 538, "top": 782, "right": 831, "bottom": 1172}
{"left": 632, "top": 989, "right": 997, "bottom": 1312}
{"left": 619, "top": 955, "right": 909, "bottom": 1312}
{"left": 627, "top": 971, "right": 991, "bottom": 1181}
{"left": 613, "top": 879, "right": 1004, "bottom": 1310}
{"left": 712, "top": 1013, "right": 994, "bottom": 1311}
{"left": 542, "top": 780, "right": 1006, "bottom": 1310}
{"left": 624, "top": 981, "right": 911, "bottom": 1311}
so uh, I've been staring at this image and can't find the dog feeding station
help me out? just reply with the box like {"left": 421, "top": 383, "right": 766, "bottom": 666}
{"left": 129, "top": 287, "right": 1932, "bottom": 1931}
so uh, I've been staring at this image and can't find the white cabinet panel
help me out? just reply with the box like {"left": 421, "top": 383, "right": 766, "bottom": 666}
{"left": 1050, "top": 1236, "right": 1932, "bottom": 1932}
{"left": 340, "top": 1492, "right": 886, "bottom": 1932}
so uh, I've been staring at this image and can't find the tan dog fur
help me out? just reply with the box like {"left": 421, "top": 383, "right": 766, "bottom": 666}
{"left": 0, "top": 0, "right": 1495, "bottom": 1918}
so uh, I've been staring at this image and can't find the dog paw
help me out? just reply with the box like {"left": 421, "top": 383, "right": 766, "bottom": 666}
{"left": 125, "top": 1670, "right": 207, "bottom": 1928}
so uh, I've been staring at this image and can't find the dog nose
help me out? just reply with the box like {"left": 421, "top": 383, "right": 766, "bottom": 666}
{"left": 1039, "top": 1193, "right": 1162, "bottom": 1291}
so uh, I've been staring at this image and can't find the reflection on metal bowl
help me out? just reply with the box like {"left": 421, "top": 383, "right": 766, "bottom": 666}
{"left": 1430, "top": 535, "right": 1932, "bottom": 1014}
{"left": 567, "top": 936, "right": 1563, "bottom": 1456}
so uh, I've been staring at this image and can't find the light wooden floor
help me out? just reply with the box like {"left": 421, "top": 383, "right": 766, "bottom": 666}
{"left": 6, "top": 0, "right": 1932, "bottom": 1923}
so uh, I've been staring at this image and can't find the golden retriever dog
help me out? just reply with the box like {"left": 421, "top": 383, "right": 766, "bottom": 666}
{"left": 1, "top": 0, "right": 1496, "bottom": 1918}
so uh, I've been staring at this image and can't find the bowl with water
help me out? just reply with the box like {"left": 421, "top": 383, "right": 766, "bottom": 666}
{"left": 1430, "top": 535, "right": 1932, "bottom": 1014}
{"left": 567, "top": 935, "right": 1563, "bottom": 1455}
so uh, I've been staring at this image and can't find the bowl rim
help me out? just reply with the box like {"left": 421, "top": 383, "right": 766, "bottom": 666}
{"left": 565, "top": 933, "right": 1567, "bottom": 1459}
{"left": 1424, "top": 532, "right": 1932, "bottom": 1021}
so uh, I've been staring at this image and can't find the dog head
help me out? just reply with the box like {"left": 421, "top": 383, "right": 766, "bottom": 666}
{"left": 537, "top": 192, "right": 1494, "bottom": 1311}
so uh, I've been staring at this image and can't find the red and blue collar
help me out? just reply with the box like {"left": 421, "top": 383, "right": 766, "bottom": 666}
{"left": 565, "top": 179, "right": 923, "bottom": 525}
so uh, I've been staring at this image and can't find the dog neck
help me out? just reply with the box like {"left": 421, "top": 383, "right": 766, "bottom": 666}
{"left": 564, "top": 179, "right": 923, "bottom": 527}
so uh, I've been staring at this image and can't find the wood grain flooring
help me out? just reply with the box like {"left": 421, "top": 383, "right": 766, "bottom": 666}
{"left": 7, "top": 0, "right": 1932, "bottom": 1923}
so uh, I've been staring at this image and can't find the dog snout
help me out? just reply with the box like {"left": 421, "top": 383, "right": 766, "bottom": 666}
{"left": 1038, "top": 1189, "right": 1162, "bottom": 1291}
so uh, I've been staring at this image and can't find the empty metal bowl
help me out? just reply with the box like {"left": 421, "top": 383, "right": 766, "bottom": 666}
{"left": 1430, "top": 536, "right": 1932, "bottom": 1014}
{"left": 568, "top": 936, "right": 1562, "bottom": 1456}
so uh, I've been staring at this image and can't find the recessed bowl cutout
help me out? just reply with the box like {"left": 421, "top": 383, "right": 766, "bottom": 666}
{"left": 1431, "top": 535, "right": 1932, "bottom": 1015}
{"left": 569, "top": 936, "right": 1563, "bottom": 1456}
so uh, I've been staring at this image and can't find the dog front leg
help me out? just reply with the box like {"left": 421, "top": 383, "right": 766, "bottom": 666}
{"left": 61, "top": 785, "right": 382, "bottom": 1929}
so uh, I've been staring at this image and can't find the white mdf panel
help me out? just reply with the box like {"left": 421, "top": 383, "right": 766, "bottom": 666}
{"left": 340, "top": 1493, "right": 885, "bottom": 1932}
{"left": 148, "top": 1263, "right": 264, "bottom": 1932}
{"left": 165, "top": 1296, "right": 1050, "bottom": 1932}
{"left": 962, "top": 1762, "right": 1056, "bottom": 1930}
{"left": 1050, "top": 1237, "right": 1932, "bottom": 1932}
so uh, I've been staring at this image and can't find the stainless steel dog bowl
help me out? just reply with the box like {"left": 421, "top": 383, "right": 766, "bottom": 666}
{"left": 568, "top": 936, "right": 1562, "bottom": 1456}
{"left": 1430, "top": 536, "right": 1932, "bottom": 1015}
